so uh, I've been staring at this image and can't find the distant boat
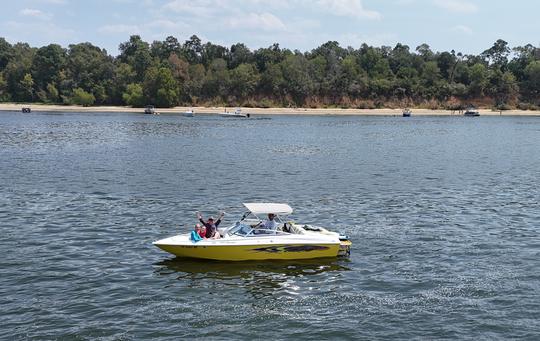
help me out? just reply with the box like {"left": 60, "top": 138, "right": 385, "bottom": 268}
{"left": 21, "top": 107, "right": 31, "bottom": 113}
{"left": 402, "top": 108, "right": 412, "bottom": 117}
{"left": 144, "top": 105, "right": 156, "bottom": 115}
{"left": 464, "top": 107, "right": 480, "bottom": 117}
{"left": 182, "top": 108, "right": 194, "bottom": 117}
{"left": 220, "top": 107, "right": 250, "bottom": 118}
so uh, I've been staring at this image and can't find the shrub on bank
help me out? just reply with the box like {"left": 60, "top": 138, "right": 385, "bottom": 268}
{"left": 71, "top": 88, "right": 95, "bottom": 107}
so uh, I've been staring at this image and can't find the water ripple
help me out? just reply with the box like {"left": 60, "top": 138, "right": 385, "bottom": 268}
{"left": 1, "top": 113, "right": 539, "bottom": 339}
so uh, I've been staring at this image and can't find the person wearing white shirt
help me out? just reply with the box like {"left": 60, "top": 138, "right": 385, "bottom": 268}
{"left": 258, "top": 213, "right": 278, "bottom": 231}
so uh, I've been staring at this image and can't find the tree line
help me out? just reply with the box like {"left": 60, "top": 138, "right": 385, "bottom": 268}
{"left": 0, "top": 35, "right": 538, "bottom": 109}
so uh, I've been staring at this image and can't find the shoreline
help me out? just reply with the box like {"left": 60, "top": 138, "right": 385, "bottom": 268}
{"left": 1, "top": 103, "right": 539, "bottom": 116}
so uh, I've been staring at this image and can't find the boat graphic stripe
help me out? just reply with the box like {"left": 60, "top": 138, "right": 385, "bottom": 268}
{"left": 252, "top": 245, "right": 330, "bottom": 253}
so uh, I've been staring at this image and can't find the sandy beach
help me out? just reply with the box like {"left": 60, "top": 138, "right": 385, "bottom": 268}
{"left": 0, "top": 103, "right": 539, "bottom": 116}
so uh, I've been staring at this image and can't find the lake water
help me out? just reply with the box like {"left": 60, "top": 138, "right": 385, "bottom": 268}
{"left": 1, "top": 111, "right": 539, "bottom": 339}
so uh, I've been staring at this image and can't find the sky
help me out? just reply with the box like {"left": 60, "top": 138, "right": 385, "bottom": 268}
{"left": 1, "top": 0, "right": 538, "bottom": 56}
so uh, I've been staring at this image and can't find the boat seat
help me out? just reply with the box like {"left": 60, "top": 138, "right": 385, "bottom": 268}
{"left": 288, "top": 223, "right": 305, "bottom": 235}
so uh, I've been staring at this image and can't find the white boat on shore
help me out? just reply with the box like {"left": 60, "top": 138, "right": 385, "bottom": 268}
{"left": 153, "top": 203, "right": 351, "bottom": 261}
{"left": 144, "top": 105, "right": 160, "bottom": 115}
{"left": 464, "top": 106, "right": 480, "bottom": 116}
{"left": 220, "top": 107, "right": 250, "bottom": 118}
{"left": 402, "top": 108, "right": 412, "bottom": 117}
{"left": 182, "top": 108, "right": 194, "bottom": 117}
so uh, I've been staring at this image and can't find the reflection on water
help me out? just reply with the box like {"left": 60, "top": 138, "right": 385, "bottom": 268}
{"left": 155, "top": 258, "right": 351, "bottom": 299}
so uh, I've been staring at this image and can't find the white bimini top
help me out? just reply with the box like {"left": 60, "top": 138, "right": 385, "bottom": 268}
{"left": 243, "top": 203, "right": 293, "bottom": 216}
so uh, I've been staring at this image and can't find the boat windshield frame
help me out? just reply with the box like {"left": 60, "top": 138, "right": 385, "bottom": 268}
{"left": 228, "top": 222, "right": 290, "bottom": 237}
{"left": 240, "top": 211, "right": 285, "bottom": 224}
{"left": 223, "top": 211, "right": 289, "bottom": 237}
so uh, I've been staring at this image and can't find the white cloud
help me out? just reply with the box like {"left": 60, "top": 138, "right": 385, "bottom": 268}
{"left": 395, "top": 0, "right": 416, "bottom": 5}
{"left": 145, "top": 19, "right": 188, "bottom": 31}
{"left": 434, "top": 0, "right": 478, "bottom": 13}
{"left": 163, "top": 0, "right": 221, "bottom": 17}
{"left": 316, "top": 0, "right": 381, "bottom": 19}
{"left": 97, "top": 20, "right": 193, "bottom": 46}
{"left": 38, "top": 0, "right": 67, "bottom": 4}
{"left": 98, "top": 24, "right": 141, "bottom": 34}
{"left": 244, "top": 0, "right": 292, "bottom": 9}
{"left": 452, "top": 24, "right": 472, "bottom": 34}
{"left": 336, "top": 32, "right": 398, "bottom": 48}
{"left": 19, "top": 8, "right": 52, "bottom": 20}
{"left": 228, "top": 12, "right": 287, "bottom": 31}
{"left": 3, "top": 20, "right": 76, "bottom": 44}
{"left": 290, "top": 18, "right": 321, "bottom": 31}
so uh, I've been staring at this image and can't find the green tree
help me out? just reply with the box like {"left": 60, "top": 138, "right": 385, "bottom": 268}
{"left": 201, "top": 42, "right": 228, "bottom": 68}
{"left": 71, "top": 87, "right": 95, "bottom": 106}
{"left": 119, "top": 35, "right": 152, "bottom": 81}
{"left": 185, "top": 63, "right": 206, "bottom": 102}
{"left": 4, "top": 43, "right": 35, "bottom": 101}
{"left": 423, "top": 61, "right": 441, "bottom": 86}
{"left": 202, "top": 58, "right": 230, "bottom": 100}
{"left": 280, "top": 54, "right": 313, "bottom": 105}
{"left": 20, "top": 73, "right": 34, "bottom": 101}
{"left": 389, "top": 43, "right": 413, "bottom": 74}
{"left": 260, "top": 63, "right": 284, "bottom": 98}
{"left": 0, "top": 72, "right": 10, "bottom": 101}
{"left": 230, "top": 63, "right": 259, "bottom": 99}
{"left": 253, "top": 43, "right": 286, "bottom": 72}
{"left": 372, "top": 58, "right": 393, "bottom": 79}
{"left": 523, "top": 60, "right": 540, "bottom": 101}
{"left": 508, "top": 44, "right": 536, "bottom": 82}
{"left": 0, "top": 36, "right": 537, "bottom": 109}
{"left": 143, "top": 66, "right": 179, "bottom": 107}
{"left": 46, "top": 82, "right": 59, "bottom": 102}
{"left": 0, "top": 37, "right": 13, "bottom": 70}
{"left": 183, "top": 35, "right": 203, "bottom": 64}
{"left": 482, "top": 39, "right": 510, "bottom": 69}
{"left": 469, "top": 63, "right": 488, "bottom": 96}
{"left": 67, "top": 43, "right": 113, "bottom": 102}
{"left": 416, "top": 43, "right": 434, "bottom": 61}
{"left": 334, "top": 55, "right": 360, "bottom": 99}
{"left": 31, "top": 44, "right": 66, "bottom": 91}
{"left": 122, "top": 83, "right": 145, "bottom": 107}
{"left": 110, "top": 63, "right": 136, "bottom": 104}
{"left": 229, "top": 43, "right": 253, "bottom": 69}
{"left": 496, "top": 71, "right": 519, "bottom": 104}
{"left": 359, "top": 45, "right": 382, "bottom": 77}
{"left": 436, "top": 51, "right": 456, "bottom": 80}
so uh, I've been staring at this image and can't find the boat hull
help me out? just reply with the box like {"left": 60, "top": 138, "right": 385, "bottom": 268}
{"left": 154, "top": 235, "right": 341, "bottom": 261}
{"left": 154, "top": 242, "right": 340, "bottom": 261}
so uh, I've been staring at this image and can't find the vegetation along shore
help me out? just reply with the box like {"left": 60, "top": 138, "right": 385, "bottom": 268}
{"left": 0, "top": 36, "right": 538, "bottom": 111}
{"left": 1, "top": 103, "right": 539, "bottom": 116}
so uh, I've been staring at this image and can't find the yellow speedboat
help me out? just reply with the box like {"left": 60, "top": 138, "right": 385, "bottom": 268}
{"left": 153, "top": 203, "right": 351, "bottom": 261}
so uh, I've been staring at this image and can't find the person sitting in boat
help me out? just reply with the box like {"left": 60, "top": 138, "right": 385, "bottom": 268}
{"left": 190, "top": 224, "right": 205, "bottom": 242}
{"left": 197, "top": 211, "right": 224, "bottom": 239}
{"left": 195, "top": 223, "right": 206, "bottom": 238}
{"left": 255, "top": 213, "right": 278, "bottom": 231}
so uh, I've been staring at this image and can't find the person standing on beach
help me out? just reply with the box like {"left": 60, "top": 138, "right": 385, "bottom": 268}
{"left": 197, "top": 211, "right": 224, "bottom": 239}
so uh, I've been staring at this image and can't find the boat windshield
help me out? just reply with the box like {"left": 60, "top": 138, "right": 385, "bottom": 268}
{"left": 227, "top": 222, "right": 289, "bottom": 237}
{"left": 228, "top": 223, "right": 253, "bottom": 236}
